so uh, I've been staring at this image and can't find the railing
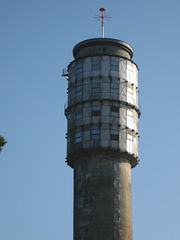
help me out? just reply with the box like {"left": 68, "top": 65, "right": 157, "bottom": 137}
{"left": 65, "top": 115, "right": 139, "bottom": 135}
{"left": 64, "top": 93, "right": 141, "bottom": 115}
{"left": 62, "top": 68, "right": 68, "bottom": 79}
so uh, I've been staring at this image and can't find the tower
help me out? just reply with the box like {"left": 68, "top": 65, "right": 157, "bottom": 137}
{"left": 63, "top": 38, "right": 140, "bottom": 240}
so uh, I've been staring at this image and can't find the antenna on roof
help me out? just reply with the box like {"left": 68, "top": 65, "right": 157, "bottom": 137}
{"left": 94, "top": 7, "right": 111, "bottom": 38}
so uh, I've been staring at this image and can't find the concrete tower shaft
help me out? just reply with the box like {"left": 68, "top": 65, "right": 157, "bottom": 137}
{"left": 64, "top": 38, "right": 140, "bottom": 240}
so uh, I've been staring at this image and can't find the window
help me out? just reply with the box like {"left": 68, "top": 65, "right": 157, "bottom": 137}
{"left": 76, "top": 85, "right": 82, "bottom": 96}
{"left": 127, "top": 87, "right": 133, "bottom": 94}
{"left": 76, "top": 113, "right": 82, "bottom": 120}
{"left": 67, "top": 113, "right": 71, "bottom": 120}
{"left": 67, "top": 136, "right": 70, "bottom": 148}
{"left": 77, "top": 197, "right": 83, "bottom": 209}
{"left": 114, "top": 229, "right": 119, "bottom": 239}
{"left": 77, "top": 165, "right": 81, "bottom": 175}
{"left": 76, "top": 107, "right": 83, "bottom": 120}
{"left": 127, "top": 64, "right": 133, "bottom": 83}
{"left": 111, "top": 130, "right": 119, "bottom": 141}
{"left": 127, "top": 110, "right": 133, "bottom": 129}
{"left": 92, "top": 83, "right": 101, "bottom": 93}
{"left": 91, "top": 129, "right": 100, "bottom": 139}
{"left": 113, "top": 179, "right": 120, "bottom": 188}
{"left": 127, "top": 134, "right": 133, "bottom": 153}
{"left": 111, "top": 83, "right": 119, "bottom": 94}
{"left": 76, "top": 63, "right": 83, "bottom": 74}
{"left": 68, "top": 91, "right": 71, "bottom": 102}
{"left": 75, "top": 132, "right": 82, "bottom": 143}
{"left": 77, "top": 181, "right": 82, "bottom": 191}
{"left": 114, "top": 162, "right": 119, "bottom": 172}
{"left": 114, "top": 195, "right": 120, "bottom": 204}
{"left": 127, "top": 87, "right": 133, "bottom": 104}
{"left": 111, "top": 106, "right": 119, "bottom": 117}
{"left": 111, "top": 60, "right": 119, "bottom": 71}
{"left": 92, "top": 105, "right": 101, "bottom": 116}
{"left": 92, "top": 60, "right": 101, "bottom": 70}
{"left": 68, "top": 68, "right": 72, "bottom": 78}
{"left": 103, "top": 47, "right": 106, "bottom": 53}
{"left": 114, "top": 208, "right": 120, "bottom": 221}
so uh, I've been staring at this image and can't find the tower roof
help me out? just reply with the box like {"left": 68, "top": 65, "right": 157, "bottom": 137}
{"left": 73, "top": 38, "right": 134, "bottom": 60}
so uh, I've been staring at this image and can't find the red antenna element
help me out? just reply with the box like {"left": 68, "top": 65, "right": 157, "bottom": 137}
{"left": 95, "top": 7, "right": 111, "bottom": 38}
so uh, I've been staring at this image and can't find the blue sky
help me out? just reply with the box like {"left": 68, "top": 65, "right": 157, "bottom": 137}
{"left": 0, "top": 0, "right": 180, "bottom": 239}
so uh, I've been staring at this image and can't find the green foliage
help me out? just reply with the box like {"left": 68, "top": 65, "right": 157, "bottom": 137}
{"left": 0, "top": 136, "right": 7, "bottom": 152}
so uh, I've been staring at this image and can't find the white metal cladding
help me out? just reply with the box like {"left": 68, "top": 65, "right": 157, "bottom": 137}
{"left": 66, "top": 55, "right": 139, "bottom": 159}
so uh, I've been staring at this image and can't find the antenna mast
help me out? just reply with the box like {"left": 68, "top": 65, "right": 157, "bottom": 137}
{"left": 95, "top": 7, "right": 111, "bottom": 38}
